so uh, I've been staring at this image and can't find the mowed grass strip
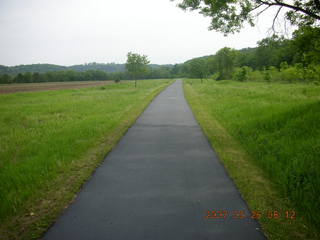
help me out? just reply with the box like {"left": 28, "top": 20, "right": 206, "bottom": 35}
{"left": 0, "top": 79, "right": 173, "bottom": 240}
{"left": 184, "top": 79, "right": 320, "bottom": 240}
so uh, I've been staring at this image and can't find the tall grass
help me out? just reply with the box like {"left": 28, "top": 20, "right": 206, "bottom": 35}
{"left": 184, "top": 79, "right": 320, "bottom": 229}
{"left": 0, "top": 80, "right": 171, "bottom": 223}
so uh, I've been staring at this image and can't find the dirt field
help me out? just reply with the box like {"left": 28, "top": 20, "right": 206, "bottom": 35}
{"left": 0, "top": 81, "right": 113, "bottom": 94}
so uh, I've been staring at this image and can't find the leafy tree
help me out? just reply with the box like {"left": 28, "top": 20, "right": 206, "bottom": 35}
{"left": 0, "top": 74, "right": 12, "bottom": 84}
{"left": 170, "top": 64, "right": 183, "bottom": 77}
{"left": 280, "top": 61, "right": 289, "bottom": 70}
{"left": 186, "top": 58, "right": 209, "bottom": 83}
{"left": 15, "top": 73, "right": 24, "bottom": 83}
{"left": 291, "top": 26, "right": 320, "bottom": 65}
{"left": 255, "top": 35, "right": 293, "bottom": 68}
{"left": 207, "top": 55, "right": 218, "bottom": 74}
{"left": 125, "top": 52, "right": 150, "bottom": 87}
{"left": 233, "top": 66, "right": 252, "bottom": 81}
{"left": 215, "top": 47, "right": 238, "bottom": 79}
{"left": 173, "top": 0, "right": 320, "bottom": 34}
{"left": 24, "top": 72, "right": 33, "bottom": 83}
{"left": 263, "top": 67, "right": 272, "bottom": 81}
{"left": 237, "top": 48, "right": 258, "bottom": 69}
{"left": 32, "top": 72, "right": 41, "bottom": 82}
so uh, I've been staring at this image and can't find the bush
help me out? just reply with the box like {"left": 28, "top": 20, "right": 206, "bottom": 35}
{"left": 279, "top": 66, "right": 303, "bottom": 82}
{"left": 303, "top": 64, "right": 320, "bottom": 83}
{"left": 263, "top": 68, "right": 272, "bottom": 82}
{"left": 232, "top": 66, "right": 252, "bottom": 82}
{"left": 247, "top": 70, "right": 264, "bottom": 82}
{"left": 230, "top": 64, "right": 320, "bottom": 83}
{"left": 209, "top": 73, "right": 220, "bottom": 80}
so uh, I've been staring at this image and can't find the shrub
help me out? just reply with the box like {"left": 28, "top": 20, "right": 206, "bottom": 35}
{"left": 248, "top": 70, "right": 264, "bottom": 81}
{"left": 303, "top": 64, "right": 320, "bottom": 83}
{"left": 279, "top": 66, "right": 303, "bottom": 82}
{"left": 232, "top": 66, "right": 252, "bottom": 82}
{"left": 209, "top": 73, "right": 220, "bottom": 81}
{"left": 263, "top": 68, "right": 272, "bottom": 82}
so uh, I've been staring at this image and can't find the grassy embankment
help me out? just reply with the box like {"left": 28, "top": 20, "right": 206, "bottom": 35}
{"left": 0, "top": 79, "right": 173, "bottom": 240}
{"left": 184, "top": 79, "right": 320, "bottom": 240}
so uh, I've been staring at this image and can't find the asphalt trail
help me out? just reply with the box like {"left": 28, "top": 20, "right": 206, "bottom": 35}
{"left": 44, "top": 80, "right": 266, "bottom": 240}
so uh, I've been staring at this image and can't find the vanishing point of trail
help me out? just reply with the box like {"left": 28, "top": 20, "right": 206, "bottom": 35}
{"left": 44, "top": 80, "right": 266, "bottom": 240}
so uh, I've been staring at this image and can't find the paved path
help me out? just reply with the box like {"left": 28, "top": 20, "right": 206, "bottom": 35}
{"left": 44, "top": 80, "right": 265, "bottom": 240}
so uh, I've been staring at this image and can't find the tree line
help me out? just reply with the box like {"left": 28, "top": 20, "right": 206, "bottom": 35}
{"left": 0, "top": 63, "right": 124, "bottom": 75}
{"left": 181, "top": 26, "right": 320, "bottom": 83}
{"left": 0, "top": 65, "right": 176, "bottom": 84}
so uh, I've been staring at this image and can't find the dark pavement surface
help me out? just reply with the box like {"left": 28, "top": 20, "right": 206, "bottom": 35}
{"left": 44, "top": 80, "right": 266, "bottom": 240}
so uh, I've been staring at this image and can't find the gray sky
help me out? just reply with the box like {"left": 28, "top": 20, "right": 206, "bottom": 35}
{"left": 0, "top": 0, "right": 286, "bottom": 66}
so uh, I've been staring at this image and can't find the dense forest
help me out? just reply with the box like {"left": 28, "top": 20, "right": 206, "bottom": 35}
{"left": 1, "top": 26, "right": 319, "bottom": 84}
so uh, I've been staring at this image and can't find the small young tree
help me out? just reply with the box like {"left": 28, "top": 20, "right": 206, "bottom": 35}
{"left": 125, "top": 52, "right": 150, "bottom": 87}
{"left": 232, "top": 66, "right": 252, "bottom": 82}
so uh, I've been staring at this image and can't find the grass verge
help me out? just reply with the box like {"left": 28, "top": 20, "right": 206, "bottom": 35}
{"left": 183, "top": 79, "right": 319, "bottom": 240}
{"left": 0, "top": 79, "right": 173, "bottom": 240}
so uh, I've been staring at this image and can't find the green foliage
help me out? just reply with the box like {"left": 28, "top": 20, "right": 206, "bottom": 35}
{"left": 280, "top": 61, "right": 289, "bottom": 70}
{"left": 174, "top": 0, "right": 320, "bottom": 35}
{"left": 232, "top": 66, "right": 252, "bottom": 82}
{"left": 0, "top": 63, "right": 180, "bottom": 84}
{"left": 263, "top": 68, "right": 272, "bottom": 82}
{"left": 171, "top": 3, "right": 320, "bottom": 83}
{"left": 303, "top": 64, "right": 320, "bottom": 84}
{"left": 184, "top": 58, "right": 209, "bottom": 81}
{"left": 70, "top": 62, "right": 125, "bottom": 72}
{"left": 0, "top": 74, "right": 12, "bottom": 84}
{"left": 244, "top": 64, "right": 319, "bottom": 83}
{"left": 0, "top": 68, "right": 177, "bottom": 85}
{"left": 256, "top": 35, "right": 294, "bottom": 69}
{"left": 279, "top": 66, "right": 303, "bottom": 82}
{"left": 291, "top": 26, "right": 320, "bottom": 65}
{"left": 125, "top": 52, "right": 150, "bottom": 79}
{"left": 0, "top": 63, "right": 127, "bottom": 75}
{"left": 0, "top": 64, "right": 67, "bottom": 75}
{"left": 237, "top": 48, "right": 257, "bottom": 69}
{"left": 209, "top": 72, "right": 220, "bottom": 80}
{"left": 215, "top": 47, "right": 238, "bottom": 79}
{"left": 247, "top": 70, "right": 264, "bottom": 82}
{"left": 145, "top": 65, "right": 174, "bottom": 79}
{"left": 179, "top": 26, "right": 320, "bottom": 83}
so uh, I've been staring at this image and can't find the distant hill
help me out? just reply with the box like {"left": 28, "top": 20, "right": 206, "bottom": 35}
{"left": 69, "top": 63, "right": 125, "bottom": 72}
{"left": 0, "top": 64, "right": 67, "bottom": 74}
{"left": 0, "top": 63, "right": 175, "bottom": 75}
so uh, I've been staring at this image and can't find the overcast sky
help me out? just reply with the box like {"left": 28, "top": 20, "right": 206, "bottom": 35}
{"left": 0, "top": 0, "right": 287, "bottom": 66}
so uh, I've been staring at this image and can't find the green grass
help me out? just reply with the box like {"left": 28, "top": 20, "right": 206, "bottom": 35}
{"left": 0, "top": 79, "right": 173, "bottom": 239}
{"left": 184, "top": 79, "right": 320, "bottom": 239}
